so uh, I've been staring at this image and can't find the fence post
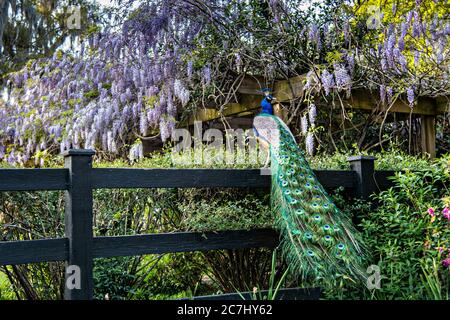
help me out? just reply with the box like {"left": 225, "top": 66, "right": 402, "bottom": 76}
{"left": 347, "top": 155, "right": 377, "bottom": 199}
{"left": 63, "top": 149, "right": 95, "bottom": 300}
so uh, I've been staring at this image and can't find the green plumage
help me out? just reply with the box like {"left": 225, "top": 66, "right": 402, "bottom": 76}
{"left": 255, "top": 114, "right": 366, "bottom": 284}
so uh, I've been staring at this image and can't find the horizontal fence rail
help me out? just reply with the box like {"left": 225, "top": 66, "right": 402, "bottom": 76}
{"left": 92, "top": 168, "right": 271, "bottom": 189}
{"left": 0, "top": 168, "right": 360, "bottom": 191}
{"left": 0, "top": 169, "right": 69, "bottom": 191}
{"left": 0, "top": 238, "right": 68, "bottom": 265}
{"left": 92, "top": 229, "right": 279, "bottom": 258}
{"left": 0, "top": 230, "right": 278, "bottom": 266}
{"left": 0, "top": 150, "right": 398, "bottom": 300}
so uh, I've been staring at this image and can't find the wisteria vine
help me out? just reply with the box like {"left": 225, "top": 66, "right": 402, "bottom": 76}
{"left": 0, "top": 0, "right": 449, "bottom": 165}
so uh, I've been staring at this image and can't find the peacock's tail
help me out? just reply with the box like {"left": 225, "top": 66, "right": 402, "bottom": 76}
{"left": 254, "top": 113, "right": 367, "bottom": 284}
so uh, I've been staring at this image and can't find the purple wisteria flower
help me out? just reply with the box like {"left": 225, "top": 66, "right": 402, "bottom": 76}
{"left": 304, "top": 70, "right": 318, "bottom": 90}
{"left": 333, "top": 64, "right": 351, "bottom": 90}
{"left": 387, "top": 87, "right": 394, "bottom": 105}
{"left": 347, "top": 54, "right": 355, "bottom": 75}
{"left": 187, "top": 61, "right": 193, "bottom": 80}
{"left": 308, "top": 104, "right": 317, "bottom": 127}
{"left": 309, "top": 24, "right": 319, "bottom": 44}
{"left": 203, "top": 65, "right": 212, "bottom": 85}
{"left": 129, "top": 141, "right": 144, "bottom": 162}
{"left": 321, "top": 69, "right": 334, "bottom": 96}
{"left": 445, "top": 24, "right": 450, "bottom": 36}
{"left": 407, "top": 87, "right": 415, "bottom": 107}
{"left": 412, "top": 19, "right": 421, "bottom": 38}
{"left": 174, "top": 79, "right": 190, "bottom": 107}
{"left": 414, "top": 50, "right": 421, "bottom": 67}
{"left": 301, "top": 115, "right": 308, "bottom": 135}
{"left": 305, "top": 132, "right": 314, "bottom": 156}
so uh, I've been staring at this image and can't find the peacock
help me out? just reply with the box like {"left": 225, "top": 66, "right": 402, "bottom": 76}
{"left": 253, "top": 90, "right": 366, "bottom": 285}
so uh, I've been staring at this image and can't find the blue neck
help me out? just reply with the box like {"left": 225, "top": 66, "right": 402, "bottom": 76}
{"left": 261, "top": 97, "right": 274, "bottom": 115}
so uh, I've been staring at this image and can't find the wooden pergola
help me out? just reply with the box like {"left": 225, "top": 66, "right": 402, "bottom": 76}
{"left": 182, "top": 75, "right": 448, "bottom": 158}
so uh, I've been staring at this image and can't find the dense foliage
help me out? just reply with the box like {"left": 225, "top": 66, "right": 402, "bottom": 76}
{"left": 0, "top": 0, "right": 106, "bottom": 75}
{"left": 361, "top": 155, "right": 450, "bottom": 299}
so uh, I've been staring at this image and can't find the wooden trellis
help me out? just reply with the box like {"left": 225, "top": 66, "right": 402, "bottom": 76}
{"left": 181, "top": 75, "right": 448, "bottom": 158}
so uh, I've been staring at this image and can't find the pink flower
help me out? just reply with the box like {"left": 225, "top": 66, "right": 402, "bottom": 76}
{"left": 436, "top": 247, "right": 445, "bottom": 253}
{"left": 442, "top": 258, "right": 450, "bottom": 269}
{"left": 442, "top": 207, "right": 450, "bottom": 220}
{"left": 427, "top": 208, "right": 435, "bottom": 217}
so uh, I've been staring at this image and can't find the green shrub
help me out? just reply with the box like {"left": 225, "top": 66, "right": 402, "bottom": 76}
{"left": 0, "top": 272, "right": 16, "bottom": 300}
{"left": 308, "top": 147, "right": 431, "bottom": 171}
{"left": 94, "top": 257, "right": 137, "bottom": 300}
{"left": 360, "top": 155, "right": 450, "bottom": 299}
{"left": 93, "top": 253, "right": 207, "bottom": 300}
{"left": 179, "top": 190, "right": 272, "bottom": 232}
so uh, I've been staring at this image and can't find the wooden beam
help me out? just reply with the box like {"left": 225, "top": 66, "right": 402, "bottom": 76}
{"left": 181, "top": 94, "right": 262, "bottom": 126}
{"left": 0, "top": 238, "right": 68, "bottom": 265}
{"left": 93, "top": 229, "right": 279, "bottom": 258}
{"left": 273, "top": 75, "right": 307, "bottom": 101}
{"left": 236, "top": 75, "right": 267, "bottom": 95}
{"left": 0, "top": 169, "right": 68, "bottom": 191}
{"left": 346, "top": 89, "right": 439, "bottom": 116}
{"left": 91, "top": 168, "right": 357, "bottom": 190}
{"left": 421, "top": 115, "right": 436, "bottom": 159}
{"left": 272, "top": 75, "right": 447, "bottom": 116}
{"left": 92, "top": 168, "right": 271, "bottom": 189}
{"left": 179, "top": 74, "right": 446, "bottom": 127}
{"left": 374, "top": 170, "right": 398, "bottom": 190}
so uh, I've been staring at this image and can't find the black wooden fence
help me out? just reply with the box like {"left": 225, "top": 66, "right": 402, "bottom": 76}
{"left": 0, "top": 150, "right": 396, "bottom": 300}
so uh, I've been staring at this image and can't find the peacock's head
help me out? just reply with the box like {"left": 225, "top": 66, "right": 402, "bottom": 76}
{"left": 261, "top": 88, "right": 276, "bottom": 102}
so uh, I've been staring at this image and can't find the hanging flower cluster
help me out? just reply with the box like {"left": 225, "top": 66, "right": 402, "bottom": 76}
{"left": 1, "top": 1, "right": 212, "bottom": 165}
